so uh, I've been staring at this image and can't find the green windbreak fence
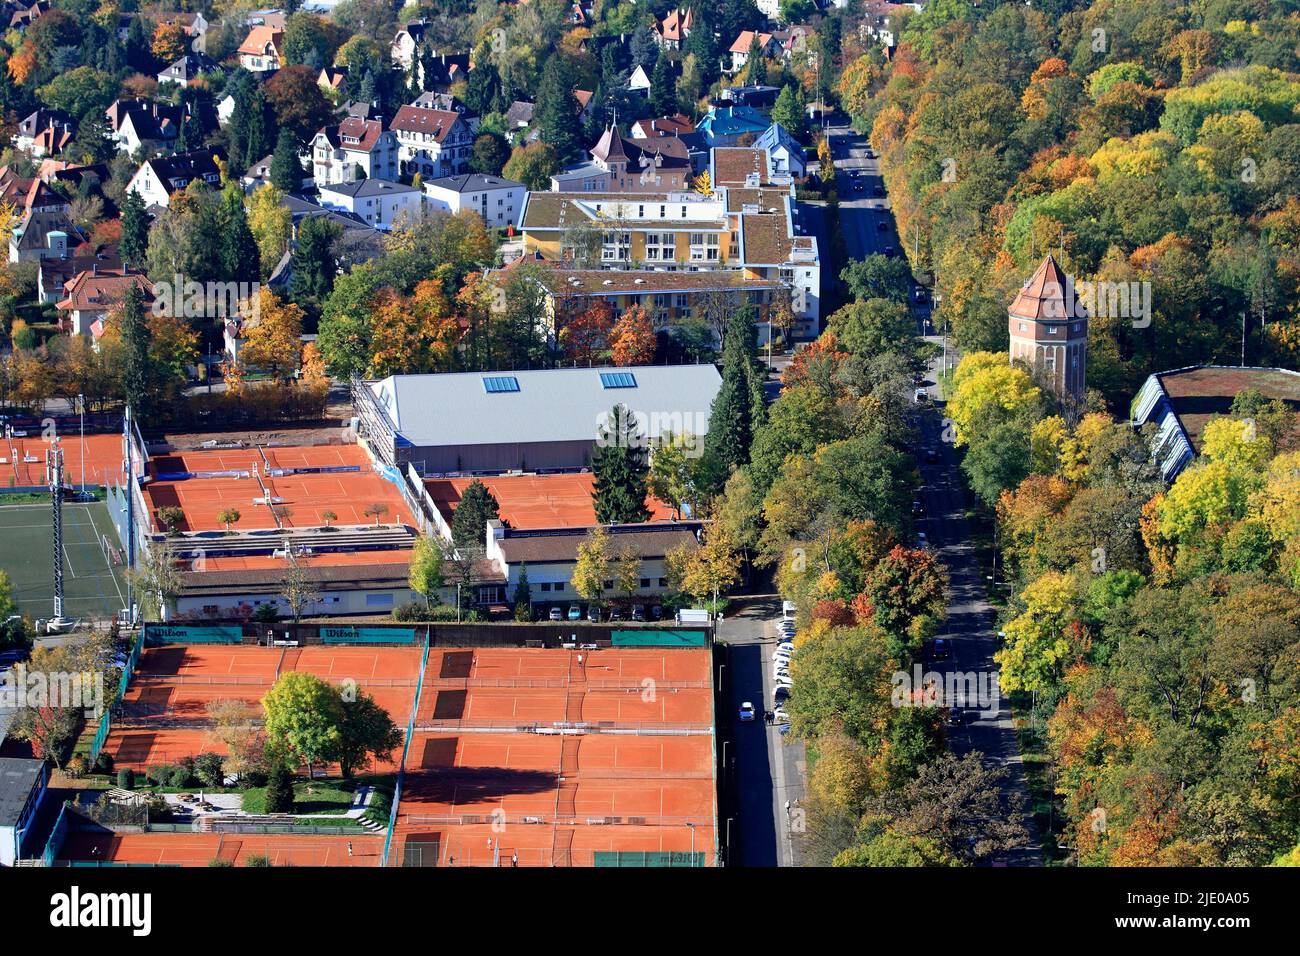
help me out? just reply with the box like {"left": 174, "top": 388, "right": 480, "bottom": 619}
{"left": 611, "top": 630, "right": 707, "bottom": 647}
{"left": 90, "top": 628, "right": 146, "bottom": 763}
{"left": 594, "top": 851, "right": 706, "bottom": 867}
{"left": 147, "top": 624, "right": 243, "bottom": 644}
{"left": 322, "top": 626, "right": 418, "bottom": 645}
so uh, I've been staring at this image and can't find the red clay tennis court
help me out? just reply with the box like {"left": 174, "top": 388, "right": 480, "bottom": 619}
{"left": 107, "top": 644, "right": 423, "bottom": 772}
{"left": 142, "top": 443, "right": 414, "bottom": 532}
{"left": 424, "top": 472, "right": 676, "bottom": 529}
{"left": 58, "top": 832, "right": 383, "bottom": 867}
{"left": 191, "top": 549, "right": 414, "bottom": 572}
{"left": 3, "top": 432, "right": 124, "bottom": 488}
{"left": 394, "top": 646, "right": 718, "bottom": 867}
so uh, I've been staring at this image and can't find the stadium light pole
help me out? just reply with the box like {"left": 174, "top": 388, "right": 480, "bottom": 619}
{"left": 687, "top": 822, "right": 696, "bottom": 866}
{"left": 78, "top": 394, "right": 85, "bottom": 494}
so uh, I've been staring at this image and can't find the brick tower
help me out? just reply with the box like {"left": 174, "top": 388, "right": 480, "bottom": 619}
{"left": 1007, "top": 254, "right": 1087, "bottom": 405}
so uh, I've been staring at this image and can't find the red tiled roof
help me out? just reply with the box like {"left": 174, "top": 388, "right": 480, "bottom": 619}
{"left": 390, "top": 106, "right": 462, "bottom": 142}
{"left": 1008, "top": 255, "right": 1087, "bottom": 321}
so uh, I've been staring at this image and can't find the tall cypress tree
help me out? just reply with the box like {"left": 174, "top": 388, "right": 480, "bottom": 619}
{"left": 120, "top": 189, "right": 149, "bottom": 266}
{"left": 119, "top": 284, "right": 156, "bottom": 424}
{"left": 289, "top": 215, "right": 342, "bottom": 321}
{"left": 450, "top": 480, "right": 503, "bottom": 552}
{"left": 703, "top": 306, "right": 764, "bottom": 481}
{"left": 650, "top": 55, "right": 677, "bottom": 118}
{"left": 535, "top": 57, "right": 582, "bottom": 163}
{"left": 591, "top": 405, "right": 651, "bottom": 524}
{"left": 270, "top": 128, "right": 303, "bottom": 193}
{"left": 219, "top": 183, "right": 260, "bottom": 285}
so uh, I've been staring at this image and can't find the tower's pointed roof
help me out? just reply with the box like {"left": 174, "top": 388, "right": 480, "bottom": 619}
{"left": 591, "top": 124, "right": 629, "bottom": 165}
{"left": 1008, "top": 254, "right": 1086, "bottom": 321}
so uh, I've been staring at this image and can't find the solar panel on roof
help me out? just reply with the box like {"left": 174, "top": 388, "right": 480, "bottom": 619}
{"left": 599, "top": 371, "right": 637, "bottom": 388}
{"left": 482, "top": 376, "right": 520, "bottom": 393}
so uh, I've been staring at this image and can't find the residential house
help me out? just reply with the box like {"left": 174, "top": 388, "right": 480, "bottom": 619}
{"left": 753, "top": 122, "right": 806, "bottom": 178}
{"left": 654, "top": 8, "right": 693, "bottom": 49}
{"left": 13, "top": 109, "right": 75, "bottom": 158}
{"left": 552, "top": 129, "right": 692, "bottom": 193}
{"left": 628, "top": 64, "right": 653, "bottom": 96}
{"left": 424, "top": 173, "right": 526, "bottom": 229}
{"left": 157, "top": 52, "right": 218, "bottom": 87}
{"left": 308, "top": 117, "right": 398, "bottom": 186}
{"left": 696, "top": 105, "right": 770, "bottom": 148}
{"left": 238, "top": 26, "right": 283, "bottom": 73}
{"left": 317, "top": 179, "right": 424, "bottom": 230}
{"left": 318, "top": 65, "right": 348, "bottom": 96}
{"left": 390, "top": 106, "right": 472, "bottom": 180}
{"left": 39, "top": 248, "right": 121, "bottom": 304}
{"left": 55, "top": 264, "right": 154, "bottom": 341}
{"left": 1, "top": 168, "right": 74, "bottom": 263}
{"left": 714, "top": 84, "right": 781, "bottom": 110}
{"left": 728, "top": 31, "right": 780, "bottom": 74}
{"left": 631, "top": 114, "right": 696, "bottom": 140}
{"left": 105, "top": 99, "right": 184, "bottom": 154}
{"left": 125, "top": 149, "right": 223, "bottom": 208}
{"left": 390, "top": 20, "right": 429, "bottom": 70}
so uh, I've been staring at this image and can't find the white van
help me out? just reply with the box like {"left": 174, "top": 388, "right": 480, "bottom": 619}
{"left": 781, "top": 600, "right": 797, "bottom": 621}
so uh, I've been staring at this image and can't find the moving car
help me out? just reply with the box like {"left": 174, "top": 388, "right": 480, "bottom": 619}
{"left": 884, "top": 245, "right": 897, "bottom": 257}
{"left": 877, "top": 220, "right": 889, "bottom": 231}
{"left": 916, "top": 531, "right": 929, "bottom": 549}
{"left": 567, "top": 604, "right": 581, "bottom": 621}
{"left": 740, "top": 701, "right": 756, "bottom": 722}
{"left": 925, "top": 448, "right": 939, "bottom": 464}
{"left": 912, "top": 499, "right": 924, "bottom": 516}
{"left": 930, "top": 637, "right": 951, "bottom": 661}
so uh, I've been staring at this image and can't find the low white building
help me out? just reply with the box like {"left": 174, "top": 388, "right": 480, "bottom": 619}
{"left": 318, "top": 179, "right": 424, "bottom": 231}
{"left": 0, "top": 758, "right": 49, "bottom": 867}
{"left": 423, "top": 174, "right": 526, "bottom": 229}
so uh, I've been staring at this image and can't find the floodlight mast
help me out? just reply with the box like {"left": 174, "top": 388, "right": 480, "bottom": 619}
{"left": 47, "top": 441, "right": 64, "bottom": 621}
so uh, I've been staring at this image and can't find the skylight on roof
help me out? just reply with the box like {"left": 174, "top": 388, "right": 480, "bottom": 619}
{"left": 483, "top": 375, "right": 520, "bottom": 393}
{"left": 600, "top": 371, "right": 637, "bottom": 389}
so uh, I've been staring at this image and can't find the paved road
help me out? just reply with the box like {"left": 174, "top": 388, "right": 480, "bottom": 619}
{"left": 915, "top": 359, "right": 1043, "bottom": 866}
{"left": 717, "top": 597, "right": 804, "bottom": 867}
{"left": 831, "top": 124, "right": 1043, "bottom": 866}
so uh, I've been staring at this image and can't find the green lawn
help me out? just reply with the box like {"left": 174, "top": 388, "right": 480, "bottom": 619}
{"left": 241, "top": 779, "right": 359, "bottom": 815}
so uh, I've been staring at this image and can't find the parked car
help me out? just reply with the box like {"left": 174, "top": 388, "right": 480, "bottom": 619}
{"left": 586, "top": 605, "right": 601, "bottom": 622}
{"left": 877, "top": 220, "right": 888, "bottom": 231}
{"left": 774, "top": 674, "right": 794, "bottom": 687}
{"left": 773, "top": 649, "right": 792, "bottom": 662}
{"left": 772, "top": 707, "right": 790, "bottom": 724}
{"left": 631, "top": 605, "right": 646, "bottom": 622}
{"left": 739, "top": 701, "right": 756, "bottom": 722}
{"left": 548, "top": 607, "right": 563, "bottom": 621}
{"left": 607, "top": 607, "right": 625, "bottom": 621}
{"left": 884, "top": 245, "right": 896, "bottom": 257}
{"left": 776, "top": 640, "right": 795, "bottom": 653}
{"left": 782, "top": 600, "right": 797, "bottom": 621}
{"left": 915, "top": 388, "right": 927, "bottom": 403}
{"left": 925, "top": 448, "right": 939, "bottom": 464}
{"left": 650, "top": 605, "right": 664, "bottom": 620}
{"left": 567, "top": 604, "right": 581, "bottom": 621}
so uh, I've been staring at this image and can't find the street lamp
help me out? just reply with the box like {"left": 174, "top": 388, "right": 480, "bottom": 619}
{"left": 686, "top": 821, "right": 696, "bottom": 866}
{"left": 77, "top": 393, "right": 85, "bottom": 495}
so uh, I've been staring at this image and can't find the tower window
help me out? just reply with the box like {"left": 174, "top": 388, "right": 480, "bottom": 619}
{"left": 1047, "top": 326, "right": 1058, "bottom": 334}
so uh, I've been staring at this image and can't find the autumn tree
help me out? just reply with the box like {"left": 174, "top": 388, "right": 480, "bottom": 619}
{"left": 609, "top": 304, "right": 656, "bottom": 366}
